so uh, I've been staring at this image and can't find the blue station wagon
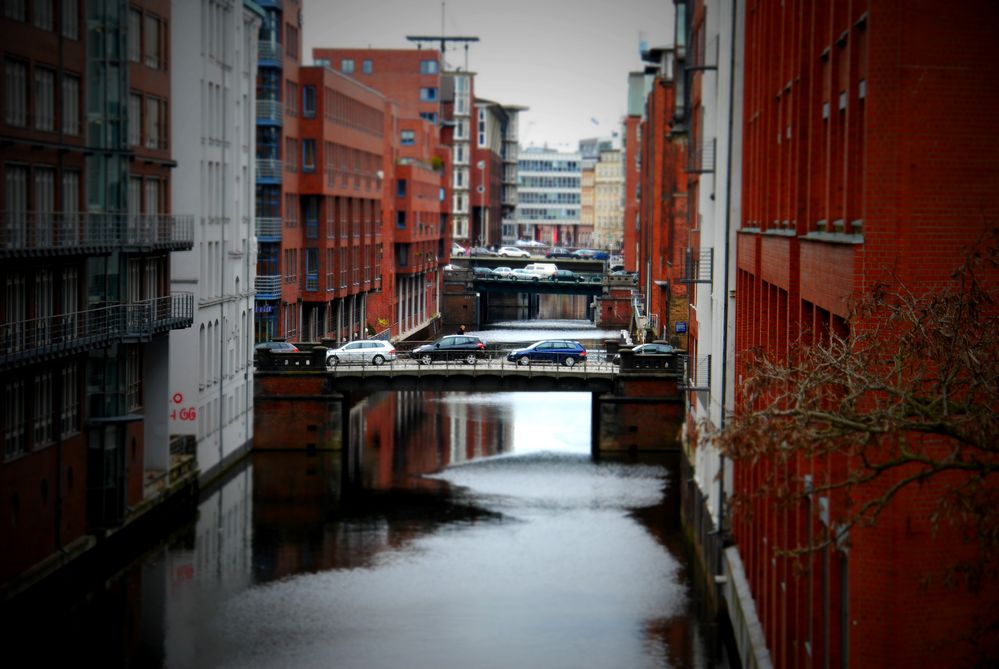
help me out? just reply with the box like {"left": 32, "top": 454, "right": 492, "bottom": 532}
{"left": 506, "top": 339, "right": 588, "bottom": 367}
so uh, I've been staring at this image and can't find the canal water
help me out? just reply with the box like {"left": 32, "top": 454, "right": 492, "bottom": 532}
{"left": 7, "top": 325, "right": 731, "bottom": 668}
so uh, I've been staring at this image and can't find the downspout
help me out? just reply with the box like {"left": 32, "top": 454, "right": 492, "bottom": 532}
{"left": 718, "top": 0, "right": 739, "bottom": 548}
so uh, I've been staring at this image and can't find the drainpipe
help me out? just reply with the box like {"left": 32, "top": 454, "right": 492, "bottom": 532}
{"left": 718, "top": 0, "right": 739, "bottom": 559}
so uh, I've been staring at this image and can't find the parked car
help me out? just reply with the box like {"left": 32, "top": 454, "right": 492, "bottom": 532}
{"left": 470, "top": 246, "right": 498, "bottom": 256}
{"left": 523, "top": 262, "right": 558, "bottom": 278}
{"left": 549, "top": 269, "right": 581, "bottom": 282}
{"left": 611, "top": 342, "right": 675, "bottom": 365}
{"left": 411, "top": 335, "right": 488, "bottom": 365}
{"left": 491, "top": 266, "right": 514, "bottom": 278}
{"left": 584, "top": 273, "right": 603, "bottom": 283}
{"left": 514, "top": 239, "right": 547, "bottom": 248}
{"left": 545, "top": 247, "right": 574, "bottom": 259}
{"left": 506, "top": 339, "right": 588, "bottom": 367}
{"left": 572, "top": 248, "right": 610, "bottom": 260}
{"left": 254, "top": 340, "right": 298, "bottom": 364}
{"left": 510, "top": 268, "right": 541, "bottom": 281}
{"left": 326, "top": 340, "right": 397, "bottom": 367}
{"left": 451, "top": 243, "right": 468, "bottom": 257}
{"left": 472, "top": 266, "right": 496, "bottom": 278}
{"left": 497, "top": 246, "right": 531, "bottom": 258}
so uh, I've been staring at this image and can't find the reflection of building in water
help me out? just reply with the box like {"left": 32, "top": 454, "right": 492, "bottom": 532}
{"left": 359, "top": 391, "right": 513, "bottom": 489}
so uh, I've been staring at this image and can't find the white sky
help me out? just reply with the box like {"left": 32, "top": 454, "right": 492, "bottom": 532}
{"left": 302, "top": 0, "right": 674, "bottom": 151}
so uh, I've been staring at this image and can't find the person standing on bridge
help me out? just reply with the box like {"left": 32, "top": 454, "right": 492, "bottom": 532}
{"left": 457, "top": 324, "right": 466, "bottom": 335}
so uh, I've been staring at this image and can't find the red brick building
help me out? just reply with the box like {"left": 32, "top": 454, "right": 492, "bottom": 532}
{"left": 636, "top": 48, "right": 689, "bottom": 344}
{"left": 734, "top": 0, "right": 999, "bottom": 666}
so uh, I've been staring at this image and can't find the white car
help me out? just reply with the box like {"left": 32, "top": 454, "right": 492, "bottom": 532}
{"left": 491, "top": 266, "right": 514, "bottom": 278}
{"left": 511, "top": 268, "right": 541, "bottom": 281}
{"left": 497, "top": 246, "right": 531, "bottom": 258}
{"left": 451, "top": 243, "right": 467, "bottom": 257}
{"left": 326, "top": 340, "right": 397, "bottom": 367}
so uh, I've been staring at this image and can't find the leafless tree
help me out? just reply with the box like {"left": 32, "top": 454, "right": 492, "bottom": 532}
{"left": 715, "top": 229, "right": 999, "bottom": 589}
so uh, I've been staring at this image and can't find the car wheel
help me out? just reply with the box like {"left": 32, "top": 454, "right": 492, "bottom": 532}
{"left": 463, "top": 353, "right": 477, "bottom": 365}
{"left": 372, "top": 354, "right": 385, "bottom": 366}
{"left": 420, "top": 353, "right": 433, "bottom": 365}
{"left": 517, "top": 356, "right": 530, "bottom": 367}
{"left": 327, "top": 355, "right": 339, "bottom": 368}
{"left": 563, "top": 356, "right": 576, "bottom": 367}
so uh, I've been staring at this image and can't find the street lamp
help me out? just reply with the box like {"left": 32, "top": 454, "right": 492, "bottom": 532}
{"left": 476, "top": 160, "right": 486, "bottom": 246}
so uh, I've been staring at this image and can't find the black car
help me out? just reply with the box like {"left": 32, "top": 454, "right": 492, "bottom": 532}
{"left": 254, "top": 340, "right": 299, "bottom": 364}
{"left": 549, "top": 269, "right": 581, "bottom": 282}
{"left": 611, "top": 342, "right": 675, "bottom": 365}
{"left": 472, "top": 266, "right": 495, "bottom": 278}
{"left": 545, "top": 247, "right": 574, "bottom": 259}
{"left": 469, "top": 246, "right": 498, "bottom": 256}
{"left": 506, "top": 339, "right": 587, "bottom": 367}
{"left": 411, "top": 335, "right": 488, "bottom": 364}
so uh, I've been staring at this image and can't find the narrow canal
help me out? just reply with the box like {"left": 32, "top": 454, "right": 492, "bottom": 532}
{"left": 8, "top": 325, "right": 731, "bottom": 668}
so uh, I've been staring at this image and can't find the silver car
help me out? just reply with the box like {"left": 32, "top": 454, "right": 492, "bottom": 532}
{"left": 326, "top": 340, "right": 397, "bottom": 367}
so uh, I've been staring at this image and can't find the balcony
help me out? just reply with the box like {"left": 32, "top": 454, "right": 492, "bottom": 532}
{"left": 255, "top": 217, "right": 282, "bottom": 241}
{"left": 256, "top": 99, "right": 283, "bottom": 126}
{"left": 679, "top": 247, "right": 713, "bottom": 284}
{"left": 680, "top": 354, "right": 711, "bottom": 391}
{"left": 256, "top": 159, "right": 283, "bottom": 183}
{"left": 258, "top": 40, "right": 282, "bottom": 67}
{"left": 687, "top": 136, "right": 716, "bottom": 174}
{"left": 1, "top": 211, "right": 194, "bottom": 256}
{"left": 255, "top": 275, "right": 281, "bottom": 299}
{"left": 0, "top": 294, "right": 193, "bottom": 370}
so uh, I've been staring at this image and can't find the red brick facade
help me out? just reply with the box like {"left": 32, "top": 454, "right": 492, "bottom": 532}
{"left": 734, "top": 1, "right": 999, "bottom": 666}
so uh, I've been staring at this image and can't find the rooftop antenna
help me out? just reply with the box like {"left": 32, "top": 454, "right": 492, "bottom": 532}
{"left": 407, "top": 2, "right": 479, "bottom": 68}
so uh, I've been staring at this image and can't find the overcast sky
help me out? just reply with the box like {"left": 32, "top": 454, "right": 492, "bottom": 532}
{"left": 302, "top": 0, "right": 674, "bottom": 151}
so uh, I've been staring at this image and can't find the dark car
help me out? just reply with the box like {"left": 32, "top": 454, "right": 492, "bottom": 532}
{"left": 549, "top": 269, "right": 581, "bottom": 282}
{"left": 611, "top": 342, "right": 675, "bottom": 365}
{"left": 254, "top": 340, "right": 299, "bottom": 364}
{"left": 545, "top": 247, "right": 574, "bottom": 259}
{"left": 470, "top": 246, "right": 498, "bottom": 256}
{"left": 411, "top": 335, "right": 488, "bottom": 365}
{"left": 572, "top": 249, "right": 610, "bottom": 260}
{"left": 472, "top": 266, "right": 496, "bottom": 278}
{"left": 506, "top": 339, "right": 587, "bottom": 367}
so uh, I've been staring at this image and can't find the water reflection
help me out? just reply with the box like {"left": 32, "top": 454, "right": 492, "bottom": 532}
{"left": 7, "top": 391, "right": 727, "bottom": 669}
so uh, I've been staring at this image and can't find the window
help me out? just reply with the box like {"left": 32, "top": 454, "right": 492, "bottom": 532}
{"left": 4, "top": 59, "right": 27, "bottom": 127}
{"left": 419, "top": 111, "right": 437, "bottom": 125}
{"left": 61, "top": 73, "right": 79, "bottom": 135}
{"left": 285, "top": 137, "right": 297, "bottom": 171}
{"left": 396, "top": 211, "right": 406, "bottom": 228}
{"left": 144, "top": 96, "right": 161, "bottom": 148}
{"left": 128, "top": 8, "right": 141, "bottom": 62}
{"left": 125, "top": 346, "right": 141, "bottom": 410}
{"left": 143, "top": 14, "right": 161, "bottom": 69}
{"left": 419, "top": 59, "right": 438, "bottom": 74}
{"left": 455, "top": 119, "right": 468, "bottom": 140}
{"left": 478, "top": 108, "right": 487, "bottom": 147}
{"left": 60, "top": 364, "right": 78, "bottom": 437}
{"left": 128, "top": 92, "right": 141, "bottom": 145}
{"left": 396, "top": 179, "right": 406, "bottom": 197}
{"left": 302, "top": 139, "right": 316, "bottom": 172}
{"left": 400, "top": 129, "right": 415, "bottom": 146}
{"left": 286, "top": 80, "right": 298, "bottom": 116}
{"left": 302, "top": 85, "right": 316, "bottom": 118}
{"left": 284, "top": 23, "right": 298, "bottom": 59}
{"left": 3, "top": 0, "right": 25, "bottom": 21}
{"left": 419, "top": 87, "right": 437, "bottom": 102}
{"left": 34, "top": 68, "right": 54, "bottom": 131}
{"left": 32, "top": 0, "right": 52, "bottom": 30}
{"left": 362, "top": 59, "right": 372, "bottom": 74}
{"left": 4, "top": 379, "right": 25, "bottom": 460}
{"left": 60, "top": 0, "right": 77, "bottom": 39}
{"left": 341, "top": 59, "right": 354, "bottom": 74}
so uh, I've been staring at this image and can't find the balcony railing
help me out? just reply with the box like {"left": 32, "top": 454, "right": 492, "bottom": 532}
{"left": 256, "top": 159, "right": 283, "bottom": 182}
{"left": 1, "top": 211, "right": 194, "bottom": 255}
{"left": 680, "top": 354, "right": 711, "bottom": 391}
{"left": 258, "top": 40, "right": 281, "bottom": 64}
{"left": 256, "top": 99, "right": 284, "bottom": 124}
{"left": 687, "top": 136, "right": 716, "bottom": 173}
{"left": 255, "top": 217, "right": 282, "bottom": 240}
{"left": 1, "top": 294, "right": 193, "bottom": 369}
{"left": 679, "top": 247, "right": 713, "bottom": 284}
{"left": 255, "top": 275, "right": 281, "bottom": 298}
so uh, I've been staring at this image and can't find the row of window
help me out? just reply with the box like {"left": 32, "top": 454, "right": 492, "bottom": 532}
{"left": 3, "top": 0, "right": 79, "bottom": 39}
{"left": 317, "top": 57, "right": 439, "bottom": 76}
{"left": 3, "top": 365, "right": 79, "bottom": 461}
{"left": 3, "top": 59, "right": 80, "bottom": 134}
{"left": 519, "top": 160, "right": 582, "bottom": 173}
{"left": 517, "top": 176, "right": 582, "bottom": 189}
{"left": 128, "top": 5, "right": 166, "bottom": 71}
{"left": 280, "top": 245, "right": 378, "bottom": 290}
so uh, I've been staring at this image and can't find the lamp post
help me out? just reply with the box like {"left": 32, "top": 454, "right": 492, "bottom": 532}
{"left": 476, "top": 160, "right": 486, "bottom": 246}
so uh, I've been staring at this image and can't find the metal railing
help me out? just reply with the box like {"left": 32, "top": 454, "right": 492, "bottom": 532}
{"left": 1, "top": 294, "right": 193, "bottom": 367}
{"left": 256, "top": 159, "right": 283, "bottom": 181}
{"left": 687, "top": 136, "right": 717, "bottom": 173}
{"left": 255, "top": 217, "right": 282, "bottom": 239}
{"left": 680, "top": 247, "right": 713, "bottom": 284}
{"left": 258, "top": 40, "right": 281, "bottom": 63}
{"left": 1, "top": 211, "right": 194, "bottom": 253}
{"left": 256, "top": 99, "right": 283, "bottom": 123}
{"left": 680, "top": 353, "right": 711, "bottom": 390}
{"left": 255, "top": 275, "right": 281, "bottom": 297}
